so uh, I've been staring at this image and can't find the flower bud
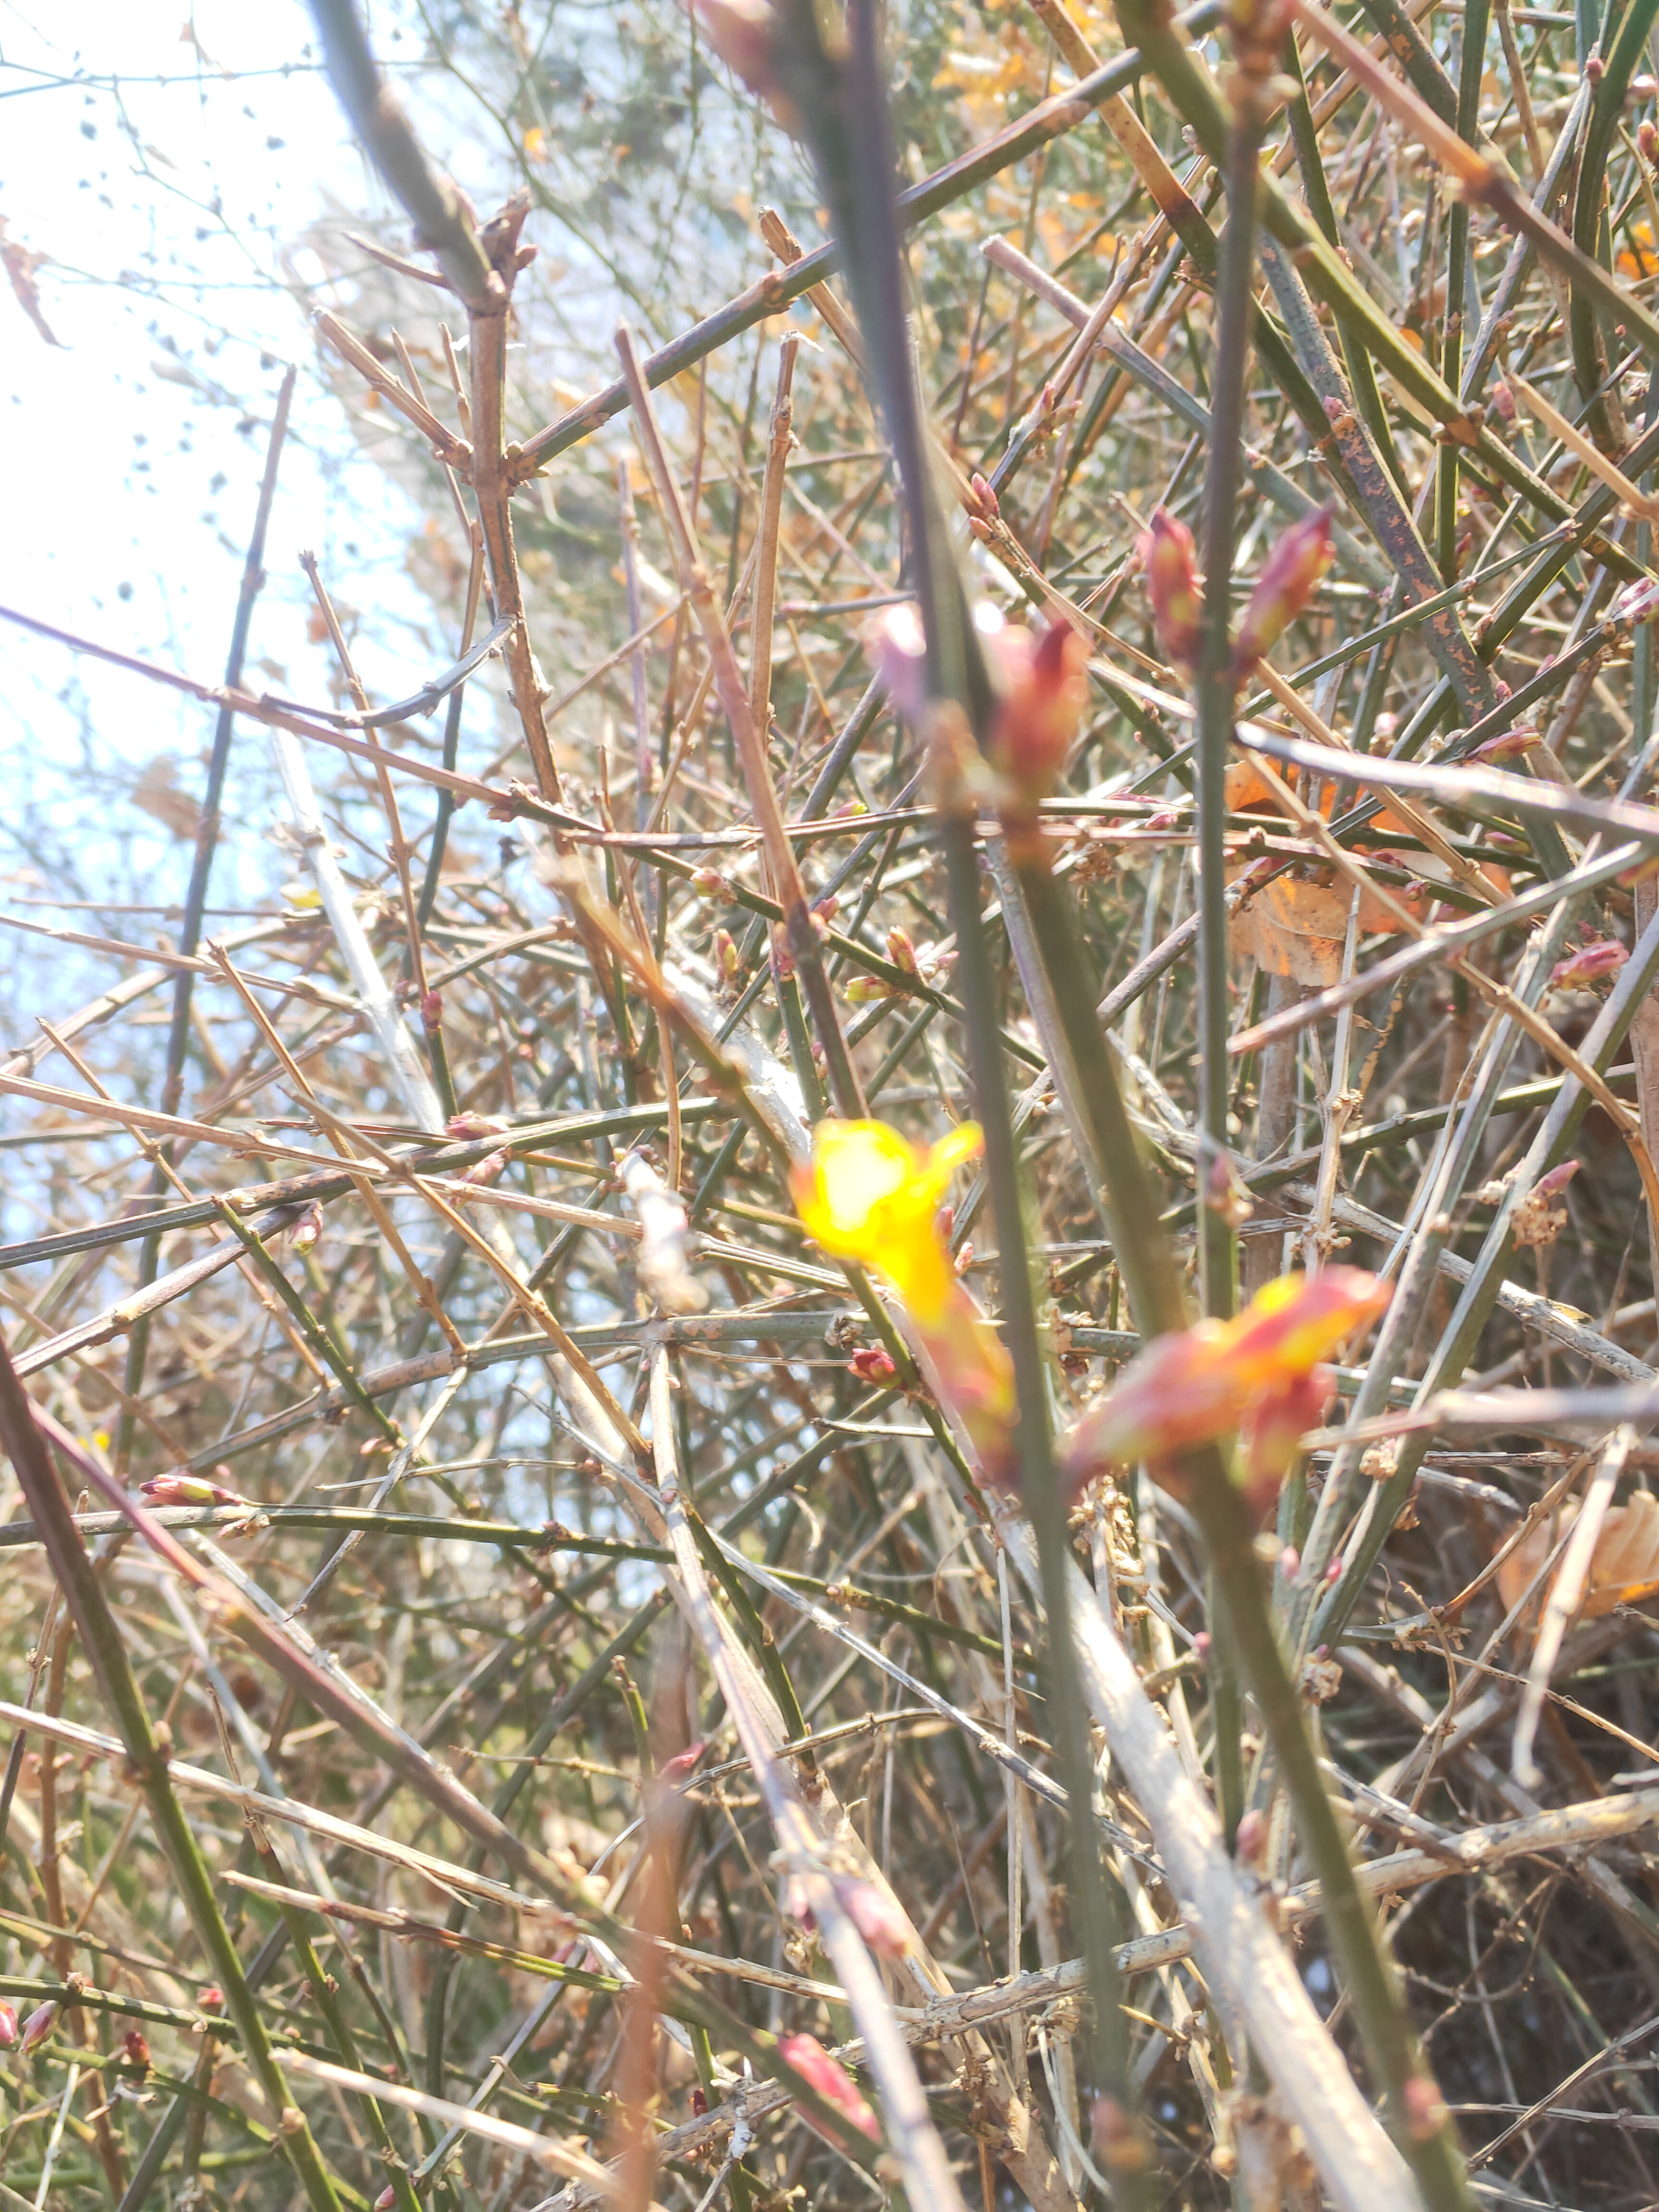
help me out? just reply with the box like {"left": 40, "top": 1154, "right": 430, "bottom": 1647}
{"left": 1468, "top": 725, "right": 1539, "bottom": 764}
{"left": 1535, "top": 1159, "right": 1581, "bottom": 1202}
{"left": 689, "top": 866, "right": 733, "bottom": 900}
{"left": 987, "top": 619, "right": 1090, "bottom": 807}
{"left": 692, "top": 0, "right": 792, "bottom": 118}
{"left": 289, "top": 1199, "right": 324, "bottom": 1256}
{"left": 455, "top": 1148, "right": 509, "bottom": 1192}
{"left": 19, "top": 2001, "right": 56, "bottom": 2055}
{"left": 1402, "top": 2075, "right": 1450, "bottom": 2140}
{"left": 1234, "top": 1807, "right": 1268, "bottom": 1864}
{"left": 446, "top": 1111, "right": 508, "bottom": 1141}
{"left": 658, "top": 1740, "right": 707, "bottom": 1782}
{"left": 140, "top": 1470, "right": 248, "bottom": 1509}
{"left": 778, "top": 2032, "right": 879, "bottom": 2144}
{"left": 420, "top": 988, "right": 443, "bottom": 1035}
{"left": 1614, "top": 577, "right": 1659, "bottom": 625}
{"left": 1090, "top": 2095, "right": 1151, "bottom": 2173}
{"left": 886, "top": 926, "right": 919, "bottom": 974}
{"left": 845, "top": 974, "right": 896, "bottom": 1004}
{"left": 713, "top": 927, "right": 741, "bottom": 980}
{"left": 199, "top": 1985, "right": 225, "bottom": 2012}
{"left": 836, "top": 1877, "right": 911, "bottom": 1958}
{"left": 969, "top": 470, "right": 1000, "bottom": 519}
{"left": 1586, "top": 52, "right": 1605, "bottom": 81}
{"left": 848, "top": 1346, "right": 898, "bottom": 1384}
{"left": 869, "top": 602, "right": 928, "bottom": 721}
{"left": 374, "top": 2191, "right": 397, "bottom": 2212}
{"left": 1231, "top": 506, "right": 1335, "bottom": 681}
{"left": 123, "top": 2026, "right": 152, "bottom": 2070}
{"left": 0, "top": 2001, "right": 16, "bottom": 2047}
{"left": 1138, "top": 507, "right": 1203, "bottom": 672}
{"left": 1551, "top": 938, "right": 1628, "bottom": 986}
{"left": 1642, "top": 118, "right": 1659, "bottom": 163}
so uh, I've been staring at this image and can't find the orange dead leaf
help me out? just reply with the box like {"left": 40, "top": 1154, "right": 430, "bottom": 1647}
{"left": 1496, "top": 1491, "right": 1659, "bottom": 1623}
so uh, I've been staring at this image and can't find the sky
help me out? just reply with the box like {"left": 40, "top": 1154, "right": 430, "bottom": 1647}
{"left": 0, "top": 0, "right": 453, "bottom": 917}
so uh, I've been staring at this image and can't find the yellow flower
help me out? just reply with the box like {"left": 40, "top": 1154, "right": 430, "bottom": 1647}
{"left": 792, "top": 1119, "right": 981, "bottom": 1325}
{"left": 793, "top": 1119, "right": 1015, "bottom": 1480}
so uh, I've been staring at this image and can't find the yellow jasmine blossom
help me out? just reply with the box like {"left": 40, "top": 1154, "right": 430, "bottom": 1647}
{"left": 792, "top": 1118, "right": 1015, "bottom": 1479}
{"left": 792, "top": 1119, "right": 982, "bottom": 1324}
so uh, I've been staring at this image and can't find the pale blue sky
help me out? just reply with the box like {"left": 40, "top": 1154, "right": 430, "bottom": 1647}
{"left": 0, "top": 1, "right": 447, "bottom": 902}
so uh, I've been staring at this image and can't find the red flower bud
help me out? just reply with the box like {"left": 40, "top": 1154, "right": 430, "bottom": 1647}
{"left": 420, "top": 989, "right": 444, "bottom": 1034}
{"left": 1231, "top": 506, "right": 1335, "bottom": 682}
{"left": 1468, "top": 725, "right": 1539, "bottom": 765}
{"left": 986, "top": 617, "right": 1090, "bottom": 806}
{"left": 140, "top": 1470, "right": 248, "bottom": 1509}
{"left": 658, "top": 1740, "right": 707, "bottom": 1782}
{"left": 969, "top": 470, "right": 1000, "bottom": 519}
{"left": 886, "top": 926, "right": 918, "bottom": 974}
{"left": 1551, "top": 938, "right": 1628, "bottom": 986}
{"left": 199, "top": 1985, "right": 225, "bottom": 2013}
{"left": 19, "top": 2001, "right": 56, "bottom": 2054}
{"left": 123, "top": 2026, "right": 152, "bottom": 2069}
{"left": 0, "top": 2001, "right": 16, "bottom": 2047}
{"left": 1138, "top": 507, "right": 1203, "bottom": 672}
{"left": 778, "top": 2032, "right": 879, "bottom": 2144}
{"left": 1641, "top": 118, "right": 1659, "bottom": 163}
{"left": 848, "top": 1346, "right": 899, "bottom": 1385}
{"left": 691, "top": 2085, "right": 709, "bottom": 2116}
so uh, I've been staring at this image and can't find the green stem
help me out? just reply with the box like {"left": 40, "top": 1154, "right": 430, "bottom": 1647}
{"left": 0, "top": 1330, "right": 345, "bottom": 2212}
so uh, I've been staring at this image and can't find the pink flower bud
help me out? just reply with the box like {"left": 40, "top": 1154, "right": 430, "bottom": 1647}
{"left": 1468, "top": 725, "right": 1539, "bottom": 764}
{"left": 140, "top": 1471, "right": 248, "bottom": 1509}
{"left": 886, "top": 926, "right": 919, "bottom": 974}
{"left": 836, "top": 1877, "right": 911, "bottom": 1959}
{"left": 1138, "top": 507, "right": 1203, "bottom": 672}
{"left": 1642, "top": 118, "right": 1659, "bottom": 163}
{"left": 869, "top": 603, "right": 928, "bottom": 721}
{"left": 1586, "top": 52, "right": 1605, "bottom": 81}
{"left": 19, "top": 2001, "right": 56, "bottom": 2054}
{"left": 199, "top": 1985, "right": 225, "bottom": 2012}
{"left": 1090, "top": 2095, "right": 1151, "bottom": 2172}
{"left": 848, "top": 1346, "right": 898, "bottom": 1385}
{"left": 778, "top": 2032, "right": 879, "bottom": 2143}
{"left": 1614, "top": 577, "right": 1659, "bottom": 625}
{"left": 658, "top": 1741, "right": 707, "bottom": 1782}
{"left": 0, "top": 2001, "right": 16, "bottom": 2047}
{"left": 1536, "top": 1160, "right": 1581, "bottom": 1202}
{"left": 815, "top": 893, "right": 839, "bottom": 924}
{"left": 1234, "top": 1807, "right": 1268, "bottom": 1864}
{"left": 1231, "top": 506, "right": 1335, "bottom": 681}
{"left": 374, "top": 2191, "right": 397, "bottom": 2212}
{"left": 122, "top": 2026, "right": 151, "bottom": 2069}
{"left": 692, "top": 0, "right": 785, "bottom": 105}
{"left": 446, "top": 1112, "right": 508, "bottom": 1141}
{"left": 987, "top": 619, "right": 1090, "bottom": 806}
{"left": 1551, "top": 938, "right": 1628, "bottom": 986}
{"left": 1279, "top": 1545, "right": 1301, "bottom": 1582}
{"left": 420, "top": 989, "right": 444, "bottom": 1034}
{"left": 689, "top": 867, "right": 732, "bottom": 899}
{"left": 1402, "top": 2075, "right": 1449, "bottom": 2140}
{"left": 289, "top": 1199, "right": 324, "bottom": 1256}
{"left": 455, "top": 1148, "right": 509, "bottom": 1192}
{"left": 969, "top": 470, "right": 1000, "bottom": 519}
